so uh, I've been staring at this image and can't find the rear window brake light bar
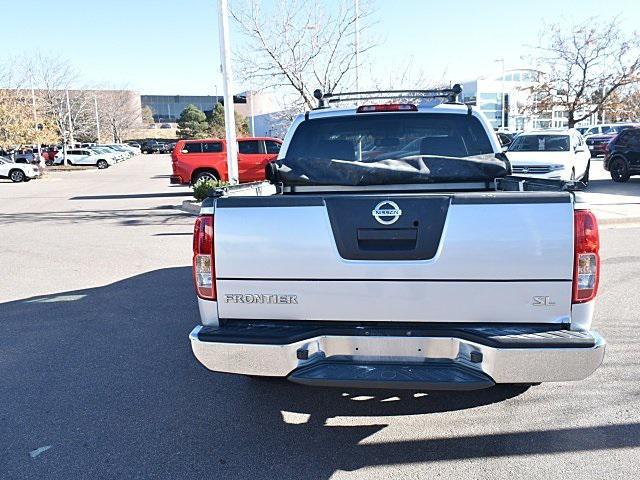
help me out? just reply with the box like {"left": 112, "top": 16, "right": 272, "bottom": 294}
{"left": 356, "top": 104, "right": 418, "bottom": 113}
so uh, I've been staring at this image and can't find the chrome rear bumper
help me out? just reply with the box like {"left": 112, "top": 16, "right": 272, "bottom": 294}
{"left": 189, "top": 325, "right": 605, "bottom": 386}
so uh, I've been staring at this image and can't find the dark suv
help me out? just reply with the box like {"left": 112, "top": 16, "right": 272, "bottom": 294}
{"left": 604, "top": 127, "right": 640, "bottom": 182}
{"left": 141, "top": 141, "right": 161, "bottom": 154}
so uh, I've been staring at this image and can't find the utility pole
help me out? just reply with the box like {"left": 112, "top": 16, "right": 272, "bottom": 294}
{"left": 494, "top": 58, "right": 506, "bottom": 129}
{"left": 249, "top": 91, "right": 255, "bottom": 137}
{"left": 218, "top": 0, "right": 239, "bottom": 185}
{"left": 354, "top": 0, "right": 362, "bottom": 160}
{"left": 354, "top": 0, "right": 360, "bottom": 91}
{"left": 65, "top": 90, "right": 74, "bottom": 146}
{"left": 94, "top": 95, "right": 101, "bottom": 144}
{"left": 601, "top": 84, "right": 606, "bottom": 124}
{"left": 62, "top": 130, "right": 68, "bottom": 167}
{"left": 30, "top": 84, "right": 43, "bottom": 169}
{"left": 601, "top": 58, "right": 607, "bottom": 124}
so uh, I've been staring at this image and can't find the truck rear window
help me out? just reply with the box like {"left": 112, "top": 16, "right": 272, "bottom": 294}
{"left": 276, "top": 112, "right": 506, "bottom": 186}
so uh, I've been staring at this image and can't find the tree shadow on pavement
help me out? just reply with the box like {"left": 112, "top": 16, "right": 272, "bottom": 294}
{"left": 70, "top": 192, "right": 192, "bottom": 200}
{"left": 2, "top": 267, "right": 639, "bottom": 480}
{"left": 0, "top": 206, "right": 191, "bottom": 227}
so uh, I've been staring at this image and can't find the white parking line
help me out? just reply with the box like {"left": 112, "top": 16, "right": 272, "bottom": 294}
{"left": 29, "top": 445, "right": 52, "bottom": 458}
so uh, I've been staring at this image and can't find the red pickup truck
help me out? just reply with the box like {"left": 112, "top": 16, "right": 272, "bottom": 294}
{"left": 170, "top": 137, "right": 282, "bottom": 185}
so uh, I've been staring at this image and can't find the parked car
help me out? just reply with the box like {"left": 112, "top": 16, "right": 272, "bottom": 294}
{"left": 14, "top": 150, "right": 41, "bottom": 165}
{"left": 121, "top": 143, "right": 141, "bottom": 155}
{"left": 586, "top": 124, "right": 638, "bottom": 157}
{"left": 101, "top": 144, "right": 134, "bottom": 159}
{"left": 582, "top": 123, "right": 638, "bottom": 138}
{"left": 585, "top": 133, "right": 616, "bottom": 157}
{"left": 141, "top": 140, "right": 162, "bottom": 154}
{"left": 496, "top": 132, "right": 515, "bottom": 148}
{"left": 170, "top": 137, "right": 282, "bottom": 185}
{"left": 582, "top": 124, "right": 614, "bottom": 137}
{"left": 506, "top": 129, "right": 590, "bottom": 182}
{"left": 0, "top": 156, "right": 39, "bottom": 182}
{"left": 188, "top": 90, "right": 605, "bottom": 389}
{"left": 604, "top": 126, "right": 640, "bottom": 182}
{"left": 53, "top": 149, "right": 115, "bottom": 169}
{"left": 160, "top": 123, "right": 172, "bottom": 129}
{"left": 90, "top": 146, "right": 124, "bottom": 162}
{"left": 127, "top": 142, "right": 142, "bottom": 150}
{"left": 42, "top": 147, "right": 59, "bottom": 165}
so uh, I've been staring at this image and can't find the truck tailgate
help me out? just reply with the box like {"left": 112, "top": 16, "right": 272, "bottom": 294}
{"left": 214, "top": 192, "right": 574, "bottom": 324}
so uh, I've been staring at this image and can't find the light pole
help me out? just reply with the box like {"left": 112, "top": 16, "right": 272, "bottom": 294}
{"left": 355, "top": 0, "right": 360, "bottom": 91}
{"left": 62, "top": 130, "right": 68, "bottom": 167}
{"left": 601, "top": 57, "right": 607, "bottom": 124}
{"left": 601, "top": 83, "right": 606, "bottom": 124}
{"left": 94, "top": 95, "right": 101, "bottom": 144}
{"left": 30, "top": 84, "right": 43, "bottom": 169}
{"left": 495, "top": 58, "right": 506, "bottom": 129}
{"left": 249, "top": 90, "right": 255, "bottom": 137}
{"left": 218, "top": 0, "right": 239, "bottom": 185}
{"left": 65, "top": 90, "right": 74, "bottom": 146}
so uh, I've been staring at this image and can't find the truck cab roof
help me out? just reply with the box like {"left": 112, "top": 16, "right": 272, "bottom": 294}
{"left": 305, "top": 101, "right": 472, "bottom": 120}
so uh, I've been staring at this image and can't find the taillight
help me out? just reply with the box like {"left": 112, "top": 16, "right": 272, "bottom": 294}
{"left": 356, "top": 104, "right": 417, "bottom": 113}
{"left": 572, "top": 210, "right": 600, "bottom": 304}
{"left": 193, "top": 215, "right": 216, "bottom": 300}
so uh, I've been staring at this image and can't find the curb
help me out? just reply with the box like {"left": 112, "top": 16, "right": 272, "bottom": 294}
{"left": 179, "top": 182, "right": 276, "bottom": 215}
{"left": 596, "top": 215, "right": 640, "bottom": 227}
{"left": 180, "top": 200, "right": 201, "bottom": 215}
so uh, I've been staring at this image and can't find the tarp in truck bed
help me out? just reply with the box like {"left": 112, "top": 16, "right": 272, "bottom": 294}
{"left": 270, "top": 153, "right": 509, "bottom": 186}
{"left": 267, "top": 112, "right": 510, "bottom": 187}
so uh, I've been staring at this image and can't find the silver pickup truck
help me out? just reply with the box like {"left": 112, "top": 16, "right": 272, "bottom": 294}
{"left": 189, "top": 86, "right": 605, "bottom": 390}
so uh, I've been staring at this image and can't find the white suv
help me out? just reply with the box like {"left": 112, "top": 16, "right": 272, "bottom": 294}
{"left": 53, "top": 149, "right": 115, "bottom": 169}
{"left": 506, "top": 129, "right": 591, "bottom": 183}
{"left": 0, "top": 156, "right": 39, "bottom": 182}
{"left": 582, "top": 124, "right": 618, "bottom": 137}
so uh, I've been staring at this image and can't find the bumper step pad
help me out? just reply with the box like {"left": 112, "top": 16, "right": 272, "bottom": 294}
{"left": 198, "top": 322, "right": 597, "bottom": 349}
{"left": 288, "top": 361, "right": 495, "bottom": 390}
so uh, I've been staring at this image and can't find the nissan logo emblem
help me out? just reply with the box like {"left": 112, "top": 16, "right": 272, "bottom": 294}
{"left": 372, "top": 200, "right": 402, "bottom": 225}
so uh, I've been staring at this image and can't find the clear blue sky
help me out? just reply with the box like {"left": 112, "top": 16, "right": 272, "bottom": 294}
{"left": 2, "top": 0, "right": 639, "bottom": 95}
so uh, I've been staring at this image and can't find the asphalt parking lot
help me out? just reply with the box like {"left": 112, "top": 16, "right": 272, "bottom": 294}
{"left": 1, "top": 155, "right": 639, "bottom": 479}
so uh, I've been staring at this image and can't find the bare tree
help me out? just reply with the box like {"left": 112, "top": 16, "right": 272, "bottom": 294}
{"left": 0, "top": 63, "right": 31, "bottom": 150}
{"left": 141, "top": 105, "right": 155, "bottom": 125}
{"left": 25, "top": 54, "right": 81, "bottom": 142}
{"left": 0, "top": 59, "right": 57, "bottom": 152}
{"left": 96, "top": 90, "right": 141, "bottom": 143}
{"left": 621, "top": 88, "right": 640, "bottom": 121}
{"left": 231, "top": 0, "right": 376, "bottom": 110}
{"left": 364, "top": 56, "right": 450, "bottom": 104}
{"left": 531, "top": 18, "right": 640, "bottom": 127}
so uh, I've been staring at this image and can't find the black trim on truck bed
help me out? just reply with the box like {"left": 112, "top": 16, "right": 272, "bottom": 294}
{"left": 214, "top": 192, "right": 572, "bottom": 207}
{"left": 452, "top": 192, "right": 572, "bottom": 204}
{"left": 216, "top": 196, "right": 325, "bottom": 207}
{"left": 197, "top": 321, "right": 597, "bottom": 349}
